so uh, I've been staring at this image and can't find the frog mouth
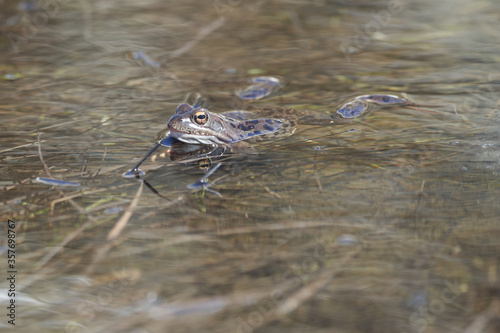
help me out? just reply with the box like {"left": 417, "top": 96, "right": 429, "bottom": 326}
{"left": 169, "top": 129, "right": 226, "bottom": 146}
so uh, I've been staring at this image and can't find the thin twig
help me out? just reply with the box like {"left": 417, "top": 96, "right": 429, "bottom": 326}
{"left": 107, "top": 181, "right": 144, "bottom": 241}
{"left": 217, "top": 220, "right": 373, "bottom": 236}
{"left": 84, "top": 182, "right": 144, "bottom": 275}
{"left": 37, "top": 131, "right": 52, "bottom": 178}
{"left": 94, "top": 147, "right": 107, "bottom": 177}
{"left": 49, "top": 192, "right": 85, "bottom": 213}
{"left": 168, "top": 17, "right": 225, "bottom": 60}
{"left": 313, "top": 149, "right": 323, "bottom": 192}
{"left": 0, "top": 140, "right": 46, "bottom": 154}
{"left": 34, "top": 218, "right": 95, "bottom": 270}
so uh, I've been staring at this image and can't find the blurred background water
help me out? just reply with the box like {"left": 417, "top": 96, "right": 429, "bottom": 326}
{"left": 1, "top": 0, "right": 500, "bottom": 332}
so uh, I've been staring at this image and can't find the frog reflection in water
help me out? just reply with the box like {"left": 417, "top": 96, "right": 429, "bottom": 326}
{"left": 125, "top": 76, "right": 454, "bottom": 178}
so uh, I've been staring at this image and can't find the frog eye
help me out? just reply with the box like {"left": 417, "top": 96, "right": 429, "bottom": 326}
{"left": 193, "top": 110, "right": 209, "bottom": 125}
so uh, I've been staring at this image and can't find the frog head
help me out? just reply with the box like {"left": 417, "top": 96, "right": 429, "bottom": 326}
{"left": 167, "top": 104, "right": 283, "bottom": 145}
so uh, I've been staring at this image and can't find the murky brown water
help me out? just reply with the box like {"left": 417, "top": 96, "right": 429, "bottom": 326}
{"left": 1, "top": 0, "right": 500, "bottom": 332}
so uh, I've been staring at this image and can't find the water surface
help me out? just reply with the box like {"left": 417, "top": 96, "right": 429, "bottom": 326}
{"left": 1, "top": 0, "right": 500, "bottom": 332}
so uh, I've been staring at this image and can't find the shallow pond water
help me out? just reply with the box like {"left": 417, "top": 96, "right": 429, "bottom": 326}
{"left": 1, "top": 0, "right": 500, "bottom": 332}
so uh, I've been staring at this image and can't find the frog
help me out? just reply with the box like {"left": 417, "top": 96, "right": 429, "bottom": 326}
{"left": 124, "top": 76, "right": 455, "bottom": 178}
{"left": 160, "top": 75, "right": 444, "bottom": 146}
{"left": 163, "top": 94, "right": 410, "bottom": 146}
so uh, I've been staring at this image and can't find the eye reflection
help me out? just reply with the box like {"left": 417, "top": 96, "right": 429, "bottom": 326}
{"left": 197, "top": 158, "right": 212, "bottom": 169}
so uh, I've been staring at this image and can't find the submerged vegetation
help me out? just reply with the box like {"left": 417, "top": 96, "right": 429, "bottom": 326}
{"left": 1, "top": 0, "right": 500, "bottom": 332}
